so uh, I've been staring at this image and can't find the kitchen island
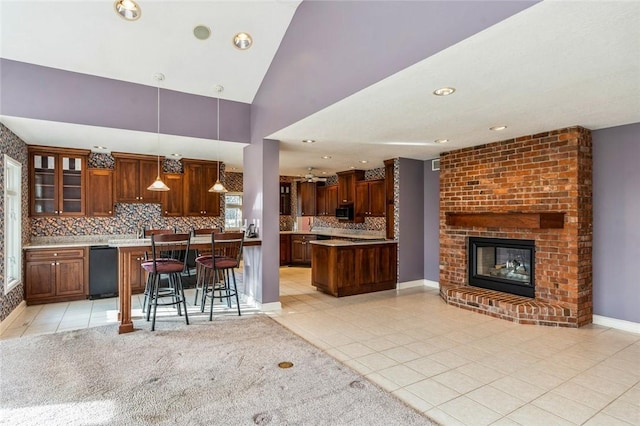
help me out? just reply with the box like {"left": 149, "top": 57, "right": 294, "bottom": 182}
{"left": 310, "top": 239, "right": 397, "bottom": 297}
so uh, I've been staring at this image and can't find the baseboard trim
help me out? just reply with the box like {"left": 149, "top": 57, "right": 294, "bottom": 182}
{"left": 0, "top": 301, "right": 26, "bottom": 335}
{"left": 397, "top": 279, "right": 440, "bottom": 290}
{"left": 257, "top": 301, "right": 282, "bottom": 312}
{"left": 593, "top": 315, "right": 640, "bottom": 334}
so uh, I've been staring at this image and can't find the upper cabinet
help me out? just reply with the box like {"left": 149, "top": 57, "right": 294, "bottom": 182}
{"left": 355, "top": 179, "right": 385, "bottom": 221}
{"left": 337, "top": 170, "right": 364, "bottom": 205}
{"left": 316, "top": 184, "right": 338, "bottom": 216}
{"left": 29, "top": 146, "right": 89, "bottom": 217}
{"left": 86, "top": 168, "right": 114, "bottom": 217}
{"left": 161, "top": 173, "right": 184, "bottom": 217}
{"left": 182, "top": 159, "right": 220, "bottom": 217}
{"left": 297, "top": 181, "right": 316, "bottom": 216}
{"left": 112, "top": 153, "right": 163, "bottom": 204}
{"left": 279, "top": 182, "right": 292, "bottom": 215}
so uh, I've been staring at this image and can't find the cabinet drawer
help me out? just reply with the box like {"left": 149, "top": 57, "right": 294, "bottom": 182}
{"left": 26, "top": 248, "right": 86, "bottom": 261}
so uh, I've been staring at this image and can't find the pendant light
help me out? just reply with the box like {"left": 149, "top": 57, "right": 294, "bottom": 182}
{"left": 147, "top": 73, "right": 170, "bottom": 192}
{"left": 209, "top": 84, "right": 228, "bottom": 193}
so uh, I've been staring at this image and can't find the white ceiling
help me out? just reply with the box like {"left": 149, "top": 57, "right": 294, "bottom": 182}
{"left": 1, "top": 1, "right": 639, "bottom": 177}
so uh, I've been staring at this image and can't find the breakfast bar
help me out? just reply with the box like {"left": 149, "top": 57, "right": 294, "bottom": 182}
{"left": 109, "top": 236, "right": 261, "bottom": 334}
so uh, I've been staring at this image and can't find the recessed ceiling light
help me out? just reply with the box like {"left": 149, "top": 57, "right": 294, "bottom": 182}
{"left": 434, "top": 139, "right": 449, "bottom": 144}
{"left": 171, "top": 153, "right": 182, "bottom": 157}
{"left": 433, "top": 87, "right": 456, "bottom": 96}
{"left": 114, "top": 0, "right": 141, "bottom": 21}
{"left": 193, "top": 25, "right": 211, "bottom": 40}
{"left": 359, "top": 160, "right": 368, "bottom": 164}
{"left": 490, "top": 125, "right": 508, "bottom": 131}
{"left": 321, "top": 155, "right": 331, "bottom": 159}
{"left": 233, "top": 32, "right": 253, "bottom": 50}
{"left": 93, "top": 145, "right": 107, "bottom": 150}
{"left": 349, "top": 166, "right": 356, "bottom": 169}
{"left": 302, "top": 139, "right": 315, "bottom": 144}
{"left": 321, "top": 171, "right": 327, "bottom": 175}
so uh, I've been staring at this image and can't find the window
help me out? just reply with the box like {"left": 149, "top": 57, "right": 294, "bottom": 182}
{"left": 4, "top": 155, "right": 22, "bottom": 294}
{"left": 224, "top": 193, "right": 243, "bottom": 230}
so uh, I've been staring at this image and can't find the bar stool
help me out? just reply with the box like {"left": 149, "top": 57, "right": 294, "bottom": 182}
{"left": 197, "top": 232, "right": 244, "bottom": 320}
{"left": 141, "top": 233, "right": 191, "bottom": 331}
{"left": 191, "top": 228, "right": 221, "bottom": 305}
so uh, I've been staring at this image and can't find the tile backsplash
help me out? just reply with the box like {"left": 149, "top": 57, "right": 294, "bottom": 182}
{"left": 31, "top": 203, "right": 224, "bottom": 237}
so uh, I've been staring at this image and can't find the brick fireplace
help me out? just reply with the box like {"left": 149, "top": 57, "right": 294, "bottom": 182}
{"left": 439, "top": 126, "right": 593, "bottom": 327}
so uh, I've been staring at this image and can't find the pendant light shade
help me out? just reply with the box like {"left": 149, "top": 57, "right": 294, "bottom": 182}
{"left": 209, "top": 85, "right": 228, "bottom": 193}
{"left": 148, "top": 73, "right": 170, "bottom": 192}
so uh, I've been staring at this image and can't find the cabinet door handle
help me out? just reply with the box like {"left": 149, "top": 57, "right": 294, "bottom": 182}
{"left": 53, "top": 253, "right": 58, "bottom": 256}
{"left": 56, "top": 262, "right": 60, "bottom": 266}
{"left": 51, "top": 262, "right": 55, "bottom": 266}
{"left": 108, "top": 210, "right": 112, "bottom": 214}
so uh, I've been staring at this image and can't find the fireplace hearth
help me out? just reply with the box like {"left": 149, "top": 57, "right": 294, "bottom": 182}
{"left": 468, "top": 237, "right": 535, "bottom": 298}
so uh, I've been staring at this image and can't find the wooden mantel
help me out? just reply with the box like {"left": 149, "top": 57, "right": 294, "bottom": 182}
{"left": 445, "top": 212, "right": 565, "bottom": 229}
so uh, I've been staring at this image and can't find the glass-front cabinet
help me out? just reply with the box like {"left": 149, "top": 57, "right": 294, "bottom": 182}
{"left": 29, "top": 147, "right": 89, "bottom": 217}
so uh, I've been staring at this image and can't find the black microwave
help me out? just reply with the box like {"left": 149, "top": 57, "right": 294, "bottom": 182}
{"left": 335, "top": 206, "right": 353, "bottom": 220}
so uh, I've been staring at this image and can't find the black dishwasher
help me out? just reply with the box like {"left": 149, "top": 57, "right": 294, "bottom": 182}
{"left": 89, "top": 245, "right": 118, "bottom": 299}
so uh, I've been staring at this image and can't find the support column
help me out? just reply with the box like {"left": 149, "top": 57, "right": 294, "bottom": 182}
{"left": 243, "top": 139, "right": 281, "bottom": 310}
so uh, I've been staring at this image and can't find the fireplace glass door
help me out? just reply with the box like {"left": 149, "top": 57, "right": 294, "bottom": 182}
{"left": 468, "top": 237, "right": 535, "bottom": 298}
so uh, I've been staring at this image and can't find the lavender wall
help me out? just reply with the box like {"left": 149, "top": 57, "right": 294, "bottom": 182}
{"left": 592, "top": 122, "right": 640, "bottom": 323}
{"left": 398, "top": 158, "right": 424, "bottom": 282}
{"left": 0, "top": 124, "right": 29, "bottom": 322}
{"left": 0, "top": 59, "right": 251, "bottom": 143}
{"left": 423, "top": 160, "right": 440, "bottom": 282}
{"left": 243, "top": 139, "right": 280, "bottom": 304}
{"left": 251, "top": 0, "right": 538, "bottom": 143}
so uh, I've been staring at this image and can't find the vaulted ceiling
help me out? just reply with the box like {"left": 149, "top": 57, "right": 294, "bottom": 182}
{"left": 1, "top": 1, "right": 638, "bottom": 177}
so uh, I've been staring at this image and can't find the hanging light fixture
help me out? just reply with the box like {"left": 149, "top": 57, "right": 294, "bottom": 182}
{"left": 147, "top": 73, "right": 170, "bottom": 192}
{"left": 209, "top": 85, "right": 228, "bottom": 193}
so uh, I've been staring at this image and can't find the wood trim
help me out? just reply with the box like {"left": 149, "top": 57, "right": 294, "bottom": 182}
{"left": 445, "top": 212, "right": 565, "bottom": 229}
{"left": 28, "top": 145, "right": 90, "bottom": 156}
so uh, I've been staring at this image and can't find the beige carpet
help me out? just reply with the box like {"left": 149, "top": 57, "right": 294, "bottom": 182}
{"left": 0, "top": 315, "right": 437, "bottom": 425}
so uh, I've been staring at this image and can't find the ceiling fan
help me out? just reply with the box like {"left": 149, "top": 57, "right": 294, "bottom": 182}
{"left": 297, "top": 167, "right": 328, "bottom": 183}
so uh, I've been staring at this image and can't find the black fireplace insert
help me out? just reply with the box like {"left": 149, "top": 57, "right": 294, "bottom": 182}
{"left": 468, "top": 237, "right": 535, "bottom": 298}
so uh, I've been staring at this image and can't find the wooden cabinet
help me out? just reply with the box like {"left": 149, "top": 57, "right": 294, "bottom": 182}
{"left": 337, "top": 170, "right": 364, "bottom": 205}
{"left": 29, "top": 147, "right": 88, "bottom": 217}
{"left": 355, "top": 179, "right": 386, "bottom": 221}
{"left": 182, "top": 159, "right": 221, "bottom": 217}
{"left": 122, "top": 248, "right": 149, "bottom": 294}
{"left": 280, "top": 182, "right": 292, "bottom": 215}
{"left": 316, "top": 185, "right": 338, "bottom": 216}
{"left": 25, "top": 248, "right": 88, "bottom": 304}
{"left": 280, "top": 234, "right": 291, "bottom": 265}
{"left": 297, "top": 181, "right": 316, "bottom": 216}
{"left": 311, "top": 241, "right": 397, "bottom": 297}
{"left": 161, "top": 173, "right": 183, "bottom": 216}
{"left": 113, "top": 153, "right": 163, "bottom": 204}
{"left": 86, "top": 168, "right": 114, "bottom": 216}
{"left": 291, "top": 234, "right": 317, "bottom": 265}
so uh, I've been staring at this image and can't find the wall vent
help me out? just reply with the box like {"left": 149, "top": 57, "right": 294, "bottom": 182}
{"left": 432, "top": 158, "right": 440, "bottom": 171}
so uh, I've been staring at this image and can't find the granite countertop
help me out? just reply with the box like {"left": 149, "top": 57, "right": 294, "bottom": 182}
{"left": 24, "top": 235, "right": 136, "bottom": 250}
{"left": 309, "top": 239, "right": 397, "bottom": 247}
{"left": 280, "top": 228, "right": 385, "bottom": 240}
{"left": 107, "top": 236, "right": 261, "bottom": 248}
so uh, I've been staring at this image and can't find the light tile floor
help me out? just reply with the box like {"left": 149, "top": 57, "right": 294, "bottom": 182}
{"left": 2, "top": 267, "right": 639, "bottom": 425}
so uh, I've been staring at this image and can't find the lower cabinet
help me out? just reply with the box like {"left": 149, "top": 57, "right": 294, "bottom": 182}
{"left": 291, "top": 234, "right": 317, "bottom": 265}
{"left": 25, "top": 248, "right": 88, "bottom": 304}
{"left": 280, "top": 234, "right": 291, "bottom": 266}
